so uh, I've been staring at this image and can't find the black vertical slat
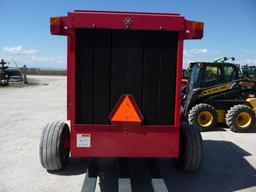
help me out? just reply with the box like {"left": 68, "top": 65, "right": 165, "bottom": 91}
{"left": 111, "top": 30, "right": 127, "bottom": 109}
{"left": 76, "top": 29, "right": 94, "bottom": 123}
{"left": 76, "top": 29, "right": 178, "bottom": 125}
{"left": 142, "top": 31, "right": 161, "bottom": 124}
{"left": 94, "top": 30, "right": 111, "bottom": 123}
{"left": 81, "top": 158, "right": 98, "bottom": 192}
{"left": 98, "top": 158, "right": 119, "bottom": 192}
{"left": 125, "top": 31, "right": 143, "bottom": 107}
{"left": 129, "top": 158, "right": 154, "bottom": 192}
{"left": 158, "top": 32, "right": 178, "bottom": 124}
{"left": 119, "top": 158, "right": 132, "bottom": 192}
{"left": 146, "top": 158, "right": 168, "bottom": 192}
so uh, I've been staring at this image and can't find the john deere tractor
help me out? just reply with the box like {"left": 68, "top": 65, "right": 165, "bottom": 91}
{"left": 214, "top": 56, "right": 256, "bottom": 80}
{"left": 241, "top": 65, "right": 256, "bottom": 80}
{"left": 182, "top": 61, "right": 256, "bottom": 132}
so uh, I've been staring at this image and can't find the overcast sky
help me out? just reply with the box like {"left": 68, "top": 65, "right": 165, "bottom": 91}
{"left": 0, "top": 0, "right": 255, "bottom": 69}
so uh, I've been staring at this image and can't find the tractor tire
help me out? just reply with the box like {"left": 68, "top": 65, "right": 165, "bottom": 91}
{"left": 39, "top": 121, "right": 70, "bottom": 171}
{"left": 225, "top": 105, "right": 255, "bottom": 132}
{"left": 175, "top": 123, "right": 203, "bottom": 172}
{"left": 188, "top": 103, "right": 217, "bottom": 131}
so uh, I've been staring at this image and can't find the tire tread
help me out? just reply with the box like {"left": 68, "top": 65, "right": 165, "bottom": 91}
{"left": 225, "top": 104, "right": 255, "bottom": 132}
{"left": 188, "top": 103, "right": 217, "bottom": 131}
{"left": 176, "top": 123, "right": 203, "bottom": 172}
{"left": 39, "top": 121, "right": 70, "bottom": 171}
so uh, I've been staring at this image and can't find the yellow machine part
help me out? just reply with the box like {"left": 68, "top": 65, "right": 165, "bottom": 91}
{"left": 197, "top": 111, "right": 213, "bottom": 127}
{"left": 235, "top": 112, "right": 252, "bottom": 128}
{"left": 215, "top": 98, "right": 256, "bottom": 124}
{"left": 216, "top": 110, "right": 226, "bottom": 123}
{"left": 246, "top": 98, "right": 256, "bottom": 112}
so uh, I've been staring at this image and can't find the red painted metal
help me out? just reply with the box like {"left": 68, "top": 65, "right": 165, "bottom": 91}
{"left": 66, "top": 11, "right": 184, "bottom": 31}
{"left": 67, "top": 29, "right": 76, "bottom": 122}
{"left": 74, "top": 10, "right": 180, "bottom": 16}
{"left": 174, "top": 33, "right": 184, "bottom": 127}
{"left": 184, "top": 20, "right": 204, "bottom": 39}
{"left": 51, "top": 10, "right": 204, "bottom": 158}
{"left": 51, "top": 11, "right": 203, "bottom": 39}
{"left": 71, "top": 124, "right": 179, "bottom": 157}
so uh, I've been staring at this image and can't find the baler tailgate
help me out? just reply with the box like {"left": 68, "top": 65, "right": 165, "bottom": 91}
{"left": 76, "top": 29, "right": 177, "bottom": 125}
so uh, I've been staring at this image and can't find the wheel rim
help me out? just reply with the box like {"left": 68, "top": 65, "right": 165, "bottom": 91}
{"left": 235, "top": 112, "right": 252, "bottom": 128}
{"left": 197, "top": 111, "right": 213, "bottom": 127}
{"left": 59, "top": 127, "right": 70, "bottom": 164}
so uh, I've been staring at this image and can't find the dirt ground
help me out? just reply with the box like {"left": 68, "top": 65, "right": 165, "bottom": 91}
{"left": 0, "top": 76, "right": 255, "bottom": 192}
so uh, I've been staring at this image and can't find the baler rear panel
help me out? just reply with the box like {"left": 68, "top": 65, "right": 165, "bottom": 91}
{"left": 49, "top": 10, "right": 204, "bottom": 158}
{"left": 76, "top": 29, "right": 177, "bottom": 125}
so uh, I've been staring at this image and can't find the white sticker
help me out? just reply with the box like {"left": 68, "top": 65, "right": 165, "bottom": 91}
{"left": 77, "top": 134, "right": 91, "bottom": 148}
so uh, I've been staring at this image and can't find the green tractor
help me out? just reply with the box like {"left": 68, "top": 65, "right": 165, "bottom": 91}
{"left": 213, "top": 56, "right": 235, "bottom": 63}
{"left": 214, "top": 56, "right": 256, "bottom": 80}
{"left": 241, "top": 65, "right": 256, "bottom": 80}
{"left": 182, "top": 61, "right": 256, "bottom": 132}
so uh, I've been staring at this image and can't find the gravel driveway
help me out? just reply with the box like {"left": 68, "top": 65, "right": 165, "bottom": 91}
{"left": 0, "top": 76, "right": 255, "bottom": 192}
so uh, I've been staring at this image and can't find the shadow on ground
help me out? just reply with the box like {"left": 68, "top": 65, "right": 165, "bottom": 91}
{"left": 246, "top": 128, "right": 256, "bottom": 133}
{"left": 201, "top": 127, "right": 227, "bottom": 132}
{"left": 48, "top": 158, "right": 89, "bottom": 176}
{"left": 201, "top": 126, "right": 256, "bottom": 133}
{"left": 53, "top": 141, "right": 256, "bottom": 192}
{"left": 157, "top": 140, "right": 256, "bottom": 192}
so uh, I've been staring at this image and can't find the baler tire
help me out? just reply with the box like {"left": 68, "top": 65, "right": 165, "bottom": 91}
{"left": 39, "top": 121, "right": 70, "bottom": 171}
{"left": 175, "top": 123, "right": 203, "bottom": 172}
{"left": 225, "top": 105, "right": 255, "bottom": 133}
{"left": 188, "top": 103, "right": 217, "bottom": 131}
{"left": 180, "top": 106, "right": 185, "bottom": 122}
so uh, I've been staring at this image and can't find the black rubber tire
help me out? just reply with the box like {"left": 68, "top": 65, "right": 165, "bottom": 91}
{"left": 188, "top": 103, "right": 217, "bottom": 131}
{"left": 175, "top": 123, "right": 203, "bottom": 172}
{"left": 225, "top": 104, "right": 255, "bottom": 132}
{"left": 39, "top": 121, "right": 70, "bottom": 171}
{"left": 0, "top": 79, "right": 9, "bottom": 86}
{"left": 180, "top": 106, "right": 185, "bottom": 122}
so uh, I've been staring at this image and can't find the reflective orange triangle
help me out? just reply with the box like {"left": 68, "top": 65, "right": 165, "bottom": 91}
{"left": 110, "top": 95, "right": 143, "bottom": 124}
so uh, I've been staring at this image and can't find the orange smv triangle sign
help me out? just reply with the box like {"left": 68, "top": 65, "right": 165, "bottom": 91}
{"left": 109, "top": 95, "right": 144, "bottom": 125}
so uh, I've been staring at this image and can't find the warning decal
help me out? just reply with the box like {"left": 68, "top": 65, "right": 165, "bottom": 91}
{"left": 77, "top": 134, "right": 91, "bottom": 148}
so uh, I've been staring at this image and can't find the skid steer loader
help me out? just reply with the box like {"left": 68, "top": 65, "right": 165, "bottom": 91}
{"left": 182, "top": 61, "right": 256, "bottom": 132}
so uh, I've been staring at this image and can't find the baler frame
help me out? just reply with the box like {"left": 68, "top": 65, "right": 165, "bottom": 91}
{"left": 40, "top": 10, "right": 204, "bottom": 172}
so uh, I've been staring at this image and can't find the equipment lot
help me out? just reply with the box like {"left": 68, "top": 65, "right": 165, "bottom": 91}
{"left": 0, "top": 76, "right": 255, "bottom": 192}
